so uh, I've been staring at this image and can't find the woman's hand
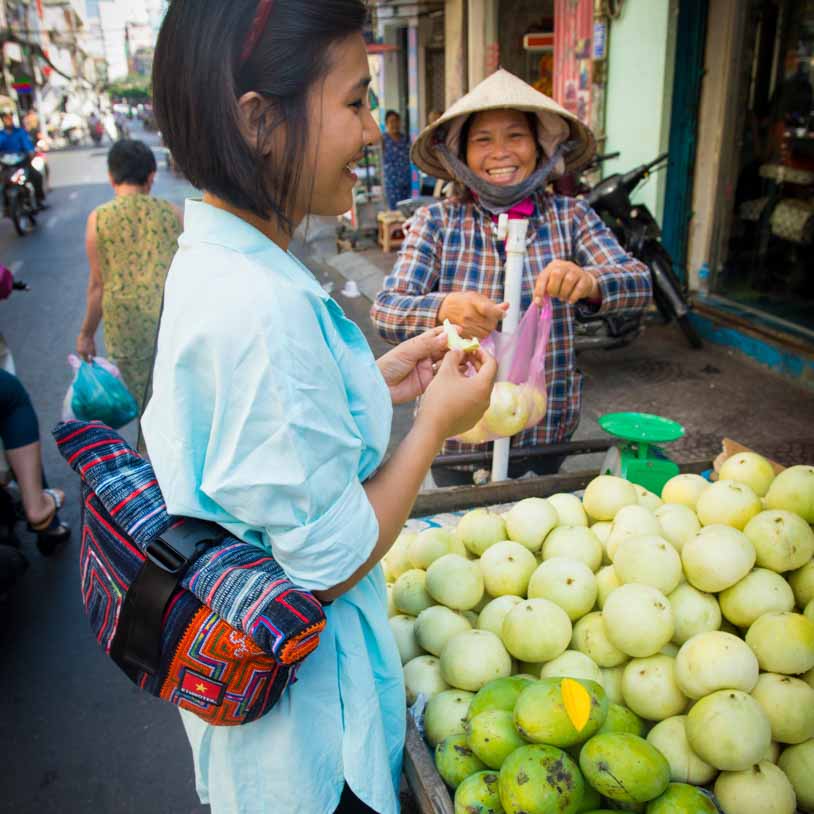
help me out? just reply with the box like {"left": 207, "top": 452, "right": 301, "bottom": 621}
{"left": 417, "top": 347, "right": 497, "bottom": 440}
{"left": 377, "top": 327, "right": 449, "bottom": 406}
{"left": 437, "top": 291, "right": 509, "bottom": 339}
{"left": 534, "top": 260, "right": 600, "bottom": 305}
{"left": 76, "top": 332, "right": 96, "bottom": 362}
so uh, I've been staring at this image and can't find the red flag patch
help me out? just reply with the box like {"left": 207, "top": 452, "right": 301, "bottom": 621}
{"left": 178, "top": 668, "right": 226, "bottom": 706}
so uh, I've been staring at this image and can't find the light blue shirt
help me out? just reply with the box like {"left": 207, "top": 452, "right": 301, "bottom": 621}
{"left": 142, "top": 200, "right": 405, "bottom": 814}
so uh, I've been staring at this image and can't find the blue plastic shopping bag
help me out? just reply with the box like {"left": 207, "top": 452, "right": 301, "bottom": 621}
{"left": 63, "top": 355, "right": 138, "bottom": 429}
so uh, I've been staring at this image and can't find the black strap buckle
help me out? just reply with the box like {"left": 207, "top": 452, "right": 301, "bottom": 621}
{"left": 146, "top": 518, "right": 222, "bottom": 575}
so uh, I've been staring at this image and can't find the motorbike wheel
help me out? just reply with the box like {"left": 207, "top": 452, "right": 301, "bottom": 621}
{"left": 9, "top": 194, "right": 37, "bottom": 237}
{"left": 644, "top": 245, "right": 703, "bottom": 349}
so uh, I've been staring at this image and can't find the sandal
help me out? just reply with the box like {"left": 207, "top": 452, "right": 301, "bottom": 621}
{"left": 26, "top": 488, "right": 64, "bottom": 533}
{"left": 34, "top": 516, "right": 71, "bottom": 557}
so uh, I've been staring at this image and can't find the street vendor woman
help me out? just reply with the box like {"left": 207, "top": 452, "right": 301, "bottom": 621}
{"left": 371, "top": 69, "right": 653, "bottom": 486}
{"left": 142, "top": 2, "right": 496, "bottom": 813}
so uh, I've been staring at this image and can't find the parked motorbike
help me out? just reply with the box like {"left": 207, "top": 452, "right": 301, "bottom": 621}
{"left": 577, "top": 152, "right": 703, "bottom": 350}
{"left": 0, "top": 153, "right": 38, "bottom": 237}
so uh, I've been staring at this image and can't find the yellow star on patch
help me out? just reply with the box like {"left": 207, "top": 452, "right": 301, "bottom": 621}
{"left": 196, "top": 682, "right": 207, "bottom": 693}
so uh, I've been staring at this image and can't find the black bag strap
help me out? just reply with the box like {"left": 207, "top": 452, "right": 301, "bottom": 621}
{"left": 110, "top": 518, "right": 225, "bottom": 679}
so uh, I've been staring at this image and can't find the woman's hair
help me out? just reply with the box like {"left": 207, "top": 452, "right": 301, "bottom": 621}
{"left": 153, "top": 0, "right": 368, "bottom": 227}
{"left": 107, "top": 139, "right": 157, "bottom": 186}
{"left": 385, "top": 109, "right": 400, "bottom": 122}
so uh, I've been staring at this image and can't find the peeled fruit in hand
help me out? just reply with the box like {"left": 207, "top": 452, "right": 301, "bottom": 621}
{"left": 501, "top": 598, "right": 572, "bottom": 662}
{"left": 482, "top": 381, "right": 530, "bottom": 437}
{"left": 647, "top": 783, "right": 719, "bottom": 814}
{"left": 477, "top": 595, "right": 524, "bottom": 637}
{"left": 613, "top": 535, "right": 683, "bottom": 595}
{"left": 674, "top": 631, "right": 759, "bottom": 699}
{"left": 527, "top": 557, "right": 598, "bottom": 621}
{"left": 443, "top": 319, "right": 480, "bottom": 352}
{"left": 499, "top": 744, "right": 585, "bottom": 814}
{"left": 393, "top": 569, "right": 434, "bottom": 616}
{"left": 622, "top": 655, "right": 689, "bottom": 721}
{"left": 456, "top": 419, "right": 492, "bottom": 445}
{"left": 466, "top": 709, "right": 527, "bottom": 769}
{"left": 583, "top": 475, "right": 639, "bottom": 521}
{"left": 661, "top": 474, "right": 709, "bottom": 509}
{"left": 713, "top": 761, "right": 797, "bottom": 814}
{"left": 522, "top": 384, "right": 548, "bottom": 426}
{"left": 686, "top": 689, "right": 772, "bottom": 771}
{"left": 504, "top": 497, "right": 559, "bottom": 552}
{"left": 743, "top": 509, "right": 814, "bottom": 572}
{"left": 695, "top": 479, "right": 762, "bottom": 530}
{"left": 414, "top": 605, "right": 472, "bottom": 657}
{"left": 426, "top": 554, "right": 484, "bottom": 611}
{"left": 579, "top": 732, "right": 670, "bottom": 804}
{"left": 654, "top": 504, "right": 700, "bottom": 553}
{"left": 746, "top": 611, "right": 814, "bottom": 674}
{"left": 424, "top": 689, "right": 474, "bottom": 747}
{"left": 603, "top": 584, "right": 674, "bottom": 658}
{"left": 389, "top": 614, "right": 424, "bottom": 664}
{"left": 606, "top": 505, "right": 663, "bottom": 561}
{"left": 540, "top": 650, "right": 603, "bottom": 685}
{"left": 453, "top": 770, "right": 502, "bottom": 814}
{"left": 751, "top": 672, "right": 814, "bottom": 744}
{"left": 668, "top": 584, "right": 722, "bottom": 645}
{"left": 513, "top": 677, "right": 608, "bottom": 747}
{"left": 404, "top": 654, "right": 450, "bottom": 705}
{"left": 572, "top": 611, "right": 629, "bottom": 667}
{"left": 435, "top": 733, "right": 487, "bottom": 789}
{"left": 441, "top": 629, "right": 512, "bottom": 692}
{"left": 479, "top": 540, "right": 537, "bottom": 597}
{"left": 455, "top": 508, "right": 507, "bottom": 556}
{"left": 778, "top": 739, "right": 814, "bottom": 813}
{"left": 764, "top": 464, "right": 814, "bottom": 523}
{"left": 542, "top": 526, "right": 604, "bottom": 572}
{"left": 548, "top": 492, "right": 589, "bottom": 527}
{"left": 719, "top": 568, "right": 795, "bottom": 628}
{"left": 466, "top": 675, "right": 534, "bottom": 721}
{"left": 409, "top": 527, "right": 458, "bottom": 570}
{"left": 681, "top": 525, "right": 756, "bottom": 592}
{"left": 646, "top": 715, "right": 717, "bottom": 785}
{"left": 719, "top": 451, "right": 777, "bottom": 497}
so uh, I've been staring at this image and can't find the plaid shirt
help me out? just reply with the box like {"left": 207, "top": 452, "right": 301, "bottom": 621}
{"left": 370, "top": 192, "right": 653, "bottom": 457}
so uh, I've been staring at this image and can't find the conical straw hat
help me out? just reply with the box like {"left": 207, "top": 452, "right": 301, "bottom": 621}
{"left": 411, "top": 68, "right": 596, "bottom": 181}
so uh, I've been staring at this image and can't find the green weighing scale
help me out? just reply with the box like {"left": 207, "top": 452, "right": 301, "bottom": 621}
{"left": 598, "top": 412, "right": 686, "bottom": 495}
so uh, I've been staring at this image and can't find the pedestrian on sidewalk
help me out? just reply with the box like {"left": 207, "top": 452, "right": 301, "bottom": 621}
{"left": 144, "top": 3, "right": 496, "bottom": 814}
{"left": 76, "top": 139, "right": 183, "bottom": 412}
{"left": 371, "top": 69, "right": 653, "bottom": 486}
{"left": 382, "top": 109, "right": 411, "bottom": 209}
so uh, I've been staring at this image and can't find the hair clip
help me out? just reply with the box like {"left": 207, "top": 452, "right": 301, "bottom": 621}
{"left": 240, "top": 0, "right": 275, "bottom": 66}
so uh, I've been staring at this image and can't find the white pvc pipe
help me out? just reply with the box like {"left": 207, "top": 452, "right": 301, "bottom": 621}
{"left": 492, "top": 216, "right": 529, "bottom": 483}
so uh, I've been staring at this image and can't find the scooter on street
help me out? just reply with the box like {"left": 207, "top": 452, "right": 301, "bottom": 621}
{"left": 0, "top": 153, "right": 39, "bottom": 237}
{"left": 576, "top": 152, "right": 703, "bottom": 350}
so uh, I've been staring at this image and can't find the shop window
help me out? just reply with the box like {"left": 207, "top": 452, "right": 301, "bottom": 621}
{"left": 722, "top": 0, "right": 814, "bottom": 332}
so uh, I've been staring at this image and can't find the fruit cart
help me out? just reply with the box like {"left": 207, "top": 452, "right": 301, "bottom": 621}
{"left": 402, "top": 455, "right": 713, "bottom": 814}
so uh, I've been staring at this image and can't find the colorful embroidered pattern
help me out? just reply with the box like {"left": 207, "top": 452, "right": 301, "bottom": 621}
{"left": 54, "top": 419, "right": 326, "bottom": 726}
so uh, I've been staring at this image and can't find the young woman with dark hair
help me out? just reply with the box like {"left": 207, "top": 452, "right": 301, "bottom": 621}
{"left": 143, "top": 2, "right": 496, "bottom": 812}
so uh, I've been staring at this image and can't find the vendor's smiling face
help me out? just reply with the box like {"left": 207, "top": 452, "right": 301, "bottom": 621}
{"left": 465, "top": 109, "right": 538, "bottom": 186}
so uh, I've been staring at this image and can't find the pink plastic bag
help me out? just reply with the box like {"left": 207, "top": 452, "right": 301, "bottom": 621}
{"left": 453, "top": 299, "right": 553, "bottom": 443}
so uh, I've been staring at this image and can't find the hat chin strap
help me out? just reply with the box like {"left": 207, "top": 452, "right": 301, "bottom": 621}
{"left": 434, "top": 140, "right": 572, "bottom": 215}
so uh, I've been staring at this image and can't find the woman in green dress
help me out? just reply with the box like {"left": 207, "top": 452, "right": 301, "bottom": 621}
{"left": 76, "top": 139, "right": 183, "bottom": 411}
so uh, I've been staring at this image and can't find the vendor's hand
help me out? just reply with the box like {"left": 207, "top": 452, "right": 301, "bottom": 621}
{"left": 437, "top": 291, "right": 509, "bottom": 339}
{"left": 377, "top": 327, "right": 449, "bottom": 406}
{"left": 417, "top": 347, "right": 497, "bottom": 439}
{"left": 534, "top": 260, "right": 600, "bottom": 306}
{"left": 76, "top": 332, "right": 96, "bottom": 362}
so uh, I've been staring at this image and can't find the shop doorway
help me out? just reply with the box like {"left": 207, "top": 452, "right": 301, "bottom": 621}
{"left": 719, "top": 0, "right": 814, "bottom": 334}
